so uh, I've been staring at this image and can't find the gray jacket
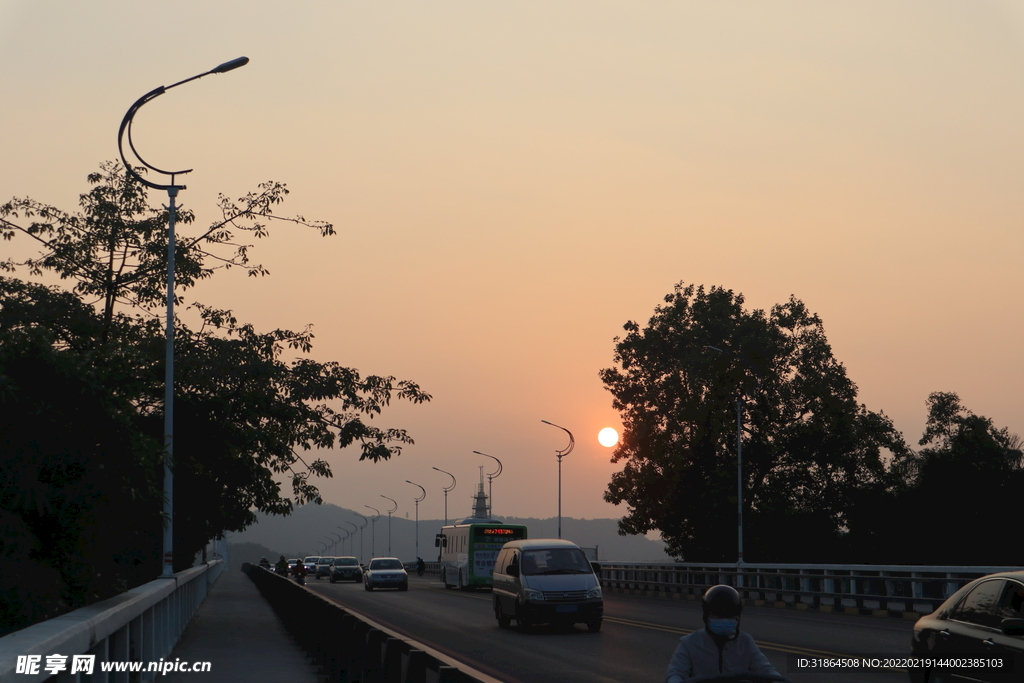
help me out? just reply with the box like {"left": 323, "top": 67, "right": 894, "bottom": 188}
{"left": 665, "top": 628, "right": 781, "bottom": 683}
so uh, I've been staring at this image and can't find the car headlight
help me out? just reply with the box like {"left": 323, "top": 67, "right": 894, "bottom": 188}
{"left": 524, "top": 589, "right": 544, "bottom": 601}
{"left": 586, "top": 586, "right": 602, "bottom": 599}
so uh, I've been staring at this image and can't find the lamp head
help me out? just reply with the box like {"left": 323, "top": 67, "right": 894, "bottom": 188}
{"left": 211, "top": 56, "right": 249, "bottom": 74}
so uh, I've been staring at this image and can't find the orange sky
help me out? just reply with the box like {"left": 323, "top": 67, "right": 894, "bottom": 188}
{"left": 2, "top": 1, "right": 1023, "bottom": 521}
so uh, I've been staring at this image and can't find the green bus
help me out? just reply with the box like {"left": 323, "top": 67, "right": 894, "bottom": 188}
{"left": 437, "top": 523, "right": 528, "bottom": 589}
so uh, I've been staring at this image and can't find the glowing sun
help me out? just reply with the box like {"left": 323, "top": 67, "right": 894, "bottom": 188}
{"left": 597, "top": 427, "right": 619, "bottom": 448}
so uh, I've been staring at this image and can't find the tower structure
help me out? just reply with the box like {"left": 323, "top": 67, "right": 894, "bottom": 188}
{"left": 472, "top": 466, "right": 489, "bottom": 519}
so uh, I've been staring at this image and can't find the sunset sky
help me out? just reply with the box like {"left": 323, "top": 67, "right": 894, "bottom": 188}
{"left": 3, "top": 1, "right": 1023, "bottom": 523}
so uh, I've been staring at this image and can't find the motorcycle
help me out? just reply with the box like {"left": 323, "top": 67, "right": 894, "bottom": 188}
{"left": 294, "top": 573, "right": 305, "bottom": 585}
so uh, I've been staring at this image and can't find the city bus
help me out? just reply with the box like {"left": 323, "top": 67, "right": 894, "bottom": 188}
{"left": 436, "top": 523, "right": 528, "bottom": 589}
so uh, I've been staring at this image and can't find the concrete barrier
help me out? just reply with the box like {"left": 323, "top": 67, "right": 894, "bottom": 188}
{"left": 245, "top": 566, "right": 500, "bottom": 683}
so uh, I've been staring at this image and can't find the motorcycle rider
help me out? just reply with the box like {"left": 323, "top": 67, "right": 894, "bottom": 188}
{"left": 665, "top": 585, "right": 782, "bottom": 683}
{"left": 416, "top": 557, "right": 426, "bottom": 577}
{"left": 292, "top": 557, "right": 307, "bottom": 584}
{"left": 274, "top": 554, "right": 289, "bottom": 575}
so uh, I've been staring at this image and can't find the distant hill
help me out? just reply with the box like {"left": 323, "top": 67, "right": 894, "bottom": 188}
{"left": 227, "top": 503, "right": 672, "bottom": 563}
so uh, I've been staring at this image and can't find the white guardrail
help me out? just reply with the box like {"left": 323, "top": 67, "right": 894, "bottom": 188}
{"left": 0, "top": 559, "right": 226, "bottom": 683}
{"left": 597, "top": 562, "right": 1024, "bottom": 616}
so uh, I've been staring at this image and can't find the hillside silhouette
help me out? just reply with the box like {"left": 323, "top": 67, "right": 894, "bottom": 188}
{"left": 228, "top": 503, "right": 672, "bottom": 563}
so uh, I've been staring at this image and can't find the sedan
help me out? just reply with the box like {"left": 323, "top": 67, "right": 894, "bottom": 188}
{"left": 302, "top": 556, "right": 320, "bottom": 576}
{"left": 363, "top": 557, "right": 409, "bottom": 592}
{"left": 330, "top": 556, "right": 362, "bottom": 583}
{"left": 909, "top": 570, "right": 1024, "bottom": 683}
{"left": 315, "top": 556, "right": 334, "bottom": 579}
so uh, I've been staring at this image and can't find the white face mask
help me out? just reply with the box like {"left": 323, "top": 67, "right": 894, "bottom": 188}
{"left": 707, "top": 617, "right": 738, "bottom": 637}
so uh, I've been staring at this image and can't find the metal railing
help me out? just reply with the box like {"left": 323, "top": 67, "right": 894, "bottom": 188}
{"left": 0, "top": 560, "right": 226, "bottom": 683}
{"left": 598, "top": 561, "right": 1024, "bottom": 614}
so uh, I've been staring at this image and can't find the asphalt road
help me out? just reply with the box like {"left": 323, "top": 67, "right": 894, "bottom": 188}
{"left": 305, "top": 574, "right": 915, "bottom": 683}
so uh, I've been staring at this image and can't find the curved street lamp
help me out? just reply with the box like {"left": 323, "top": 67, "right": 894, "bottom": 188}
{"left": 406, "top": 480, "right": 426, "bottom": 560}
{"left": 339, "top": 523, "right": 357, "bottom": 557}
{"left": 473, "top": 451, "right": 503, "bottom": 517}
{"left": 117, "top": 57, "right": 249, "bottom": 577}
{"left": 337, "top": 528, "right": 351, "bottom": 556}
{"left": 365, "top": 506, "right": 381, "bottom": 558}
{"left": 352, "top": 513, "right": 368, "bottom": 564}
{"left": 329, "top": 532, "right": 342, "bottom": 555}
{"left": 432, "top": 467, "right": 457, "bottom": 526}
{"left": 381, "top": 495, "right": 398, "bottom": 556}
{"left": 541, "top": 420, "right": 575, "bottom": 539}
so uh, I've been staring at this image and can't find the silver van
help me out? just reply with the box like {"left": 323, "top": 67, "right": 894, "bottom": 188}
{"left": 491, "top": 539, "right": 603, "bottom": 632}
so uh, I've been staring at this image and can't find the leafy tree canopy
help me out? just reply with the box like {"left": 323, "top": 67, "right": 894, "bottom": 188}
{"left": 600, "top": 282, "right": 909, "bottom": 562}
{"left": 0, "top": 163, "right": 430, "bottom": 630}
{"left": 876, "top": 391, "right": 1023, "bottom": 565}
{"left": 0, "top": 277, "right": 163, "bottom": 633}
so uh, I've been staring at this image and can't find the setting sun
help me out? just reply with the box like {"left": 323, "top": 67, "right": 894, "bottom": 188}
{"left": 597, "top": 427, "right": 619, "bottom": 448}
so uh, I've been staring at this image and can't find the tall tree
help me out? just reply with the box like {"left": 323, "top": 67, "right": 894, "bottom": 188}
{"left": 600, "top": 283, "right": 908, "bottom": 562}
{"left": 0, "top": 164, "right": 431, "bottom": 629}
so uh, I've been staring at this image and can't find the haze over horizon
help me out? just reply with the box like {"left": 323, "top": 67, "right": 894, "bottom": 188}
{"left": 3, "top": 1, "right": 1023, "bottom": 522}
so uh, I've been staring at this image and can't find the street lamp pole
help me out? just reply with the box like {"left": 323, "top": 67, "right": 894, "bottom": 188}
{"left": 337, "top": 528, "right": 350, "bottom": 555}
{"left": 117, "top": 56, "right": 249, "bottom": 578}
{"left": 432, "top": 467, "right": 456, "bottom": 526}
{"left": 381, "top": 496, "right": 398, "bottom": 556}
{"left": 406, "top": 480, "right": 426, "bottom": 559}
{"left": 340, "top": 522, "right": 357, "bottom": 557}
{"left": 705, "top": 345, "right": 757, "bottom": 564}
{"left": 353, "top": 513, "right": 368, "bottom": 564}
{"left": 329, "top": 532, "right": 342, "bottom": 555}
{"left": 365, "top": 506, "right": 380, "bottom": 558}
{"left": 472, "top": 451, "right": 503, "bottom": 517}
{"left": 541, "top": 420, "right": 575, "bottom": 539}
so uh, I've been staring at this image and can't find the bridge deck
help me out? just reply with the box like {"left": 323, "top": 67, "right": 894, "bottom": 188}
{"left": 162, "top": 568, "right": 320, "bottom": 682}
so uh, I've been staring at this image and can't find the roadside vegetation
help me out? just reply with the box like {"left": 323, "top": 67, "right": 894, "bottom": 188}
{"left": 601, "top": 282, "right": 1023, "bottom": 565}
{"left": 0, "top": 163, "right": 430, "bottom": 634}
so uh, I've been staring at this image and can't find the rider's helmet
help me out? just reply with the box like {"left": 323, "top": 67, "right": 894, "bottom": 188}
{"left": 702, "top": 584, "right": 742, "bottom": 642}
{"left": 702, "top": 584, "right": 742, "bottom": 619}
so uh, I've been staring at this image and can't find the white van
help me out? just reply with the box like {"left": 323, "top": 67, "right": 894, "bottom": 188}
{"left": 491, "top": 539, "right": 603, "bottom": 632}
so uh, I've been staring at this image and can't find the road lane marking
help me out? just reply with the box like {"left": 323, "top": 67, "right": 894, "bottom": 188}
{"left": 369, "top": 583, "right": 905, "bottom": 669}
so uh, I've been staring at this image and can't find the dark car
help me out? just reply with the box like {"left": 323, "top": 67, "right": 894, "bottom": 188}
{"left": 363, "top": 557, "right": 408, "bottom": 592}
{"left": 330, "top": 556, "right": 362, "bottom": 583}
{"left": 315, "top": 556, "right": 334, "bottom": 579}
{"left": 909, "top": 570, "right": 1024, "bottom": 683}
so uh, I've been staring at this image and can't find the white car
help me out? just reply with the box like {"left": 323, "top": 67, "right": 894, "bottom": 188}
{"left": 363, "top": 558, "right": 409, "bottom": 591}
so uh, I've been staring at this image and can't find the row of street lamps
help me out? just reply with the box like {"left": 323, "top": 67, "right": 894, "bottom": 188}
{"left": 117, "top": 57, "right": 606, "bottom": 573}
{"left": 314, "top": 420, "right": 580, "bottom": 562}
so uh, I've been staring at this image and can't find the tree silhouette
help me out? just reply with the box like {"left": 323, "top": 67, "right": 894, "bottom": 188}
{"left": 0, "top": 164, "right": 430, "bottom": 631}
{"left": 600, "top": 282, "right": 909, "bottom": 562}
